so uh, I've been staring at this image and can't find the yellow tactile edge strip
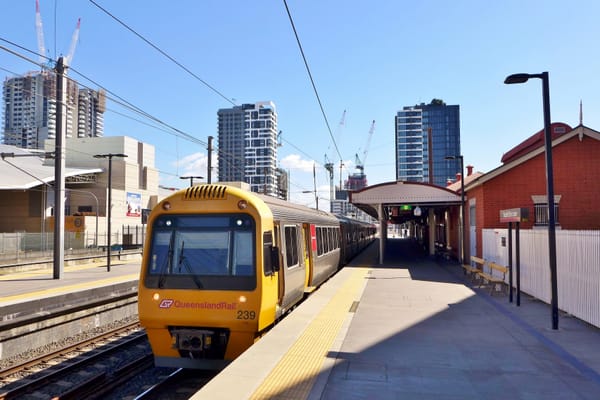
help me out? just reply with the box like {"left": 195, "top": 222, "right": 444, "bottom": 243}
{"left": 250, "top": 267, "right": 370, "bottom": 400}
{"left": 0, "top": 261, "right": 128, "bottom": 280}
{"left": 0, "top": 273, "right": 139, "bottom": 305}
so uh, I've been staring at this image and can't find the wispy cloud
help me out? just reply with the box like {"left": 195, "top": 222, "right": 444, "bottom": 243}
{"left": 170, "top": 152, "right": 218, "bottom": 184}
{"left": 280, "top": 154, "right": 318, "bottom": 172}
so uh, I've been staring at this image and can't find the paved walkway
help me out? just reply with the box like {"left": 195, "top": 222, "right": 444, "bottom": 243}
{"left": 315, "top": 238, "right": 600, "bottom": 399}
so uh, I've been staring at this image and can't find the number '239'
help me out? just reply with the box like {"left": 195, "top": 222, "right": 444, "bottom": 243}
{"left": 237, "top": 310, "right": 256, "bottom": 320}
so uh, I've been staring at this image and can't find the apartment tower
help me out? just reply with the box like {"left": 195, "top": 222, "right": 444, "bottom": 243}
{"left": 217, "top": 102, "right": 280, "bottom": 197}
{"left": 395, "top": 99, "right": 460, "bottom": 187}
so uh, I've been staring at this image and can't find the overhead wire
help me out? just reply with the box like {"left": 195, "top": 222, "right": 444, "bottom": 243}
{"left": 0, "top": 42, "right": 216, "bottom": 179}
{"left": 1, "top": 14, "right": 320, "bottom": 195}
{"left": 88, "top": 0, "right": 236, "bottom": 107}
{"left": 282, "top": 0, "right": 342, "bottom": 163}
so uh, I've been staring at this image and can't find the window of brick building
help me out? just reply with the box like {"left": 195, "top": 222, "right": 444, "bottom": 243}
{"left": 531, "top": 195, "right": 561, "bottom": 226}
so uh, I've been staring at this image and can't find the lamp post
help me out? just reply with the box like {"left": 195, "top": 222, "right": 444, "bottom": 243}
{"left": 505, "top": 71, "right": 558, "bottom": 330}
{"left": 302, "top": 162, "right": 319, "bottom": 210}
{"left": 180, "top": 175, "right": 204, "bottom": 187}
{"left": 445, "top": 155, "right": 464, "bottom": 264}
{"left": 94, "top": 153, "right": 128, "bottom": 272}
{"left": 302, "top": 190, "right": 319, "bottom": 210}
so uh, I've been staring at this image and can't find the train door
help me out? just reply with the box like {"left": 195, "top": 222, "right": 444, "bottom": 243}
{"left": 302, "top": 223, "right": 314, "bottom": 288}
{"left": 278, "top": 223, "right": 307, "bottom": 310}
{"left": 273, "top": 223, "right": 285, "bottom": 306}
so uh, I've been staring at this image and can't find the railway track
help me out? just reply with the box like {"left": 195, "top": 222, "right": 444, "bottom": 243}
{"left": 0, "top": 322, "right": 154, "bottom": 399}
{"left": 132, "top": 368, "right": 216, "bottom": 400}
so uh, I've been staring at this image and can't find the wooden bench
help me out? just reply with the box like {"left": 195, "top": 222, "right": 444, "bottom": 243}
{"left": 477, "top": 261, "right": 509, "bottom": 295}
{"left": 462, "top": 256, "right": 485, "bottom": 282}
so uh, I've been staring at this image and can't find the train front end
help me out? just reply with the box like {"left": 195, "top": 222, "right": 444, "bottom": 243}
{"left": 138, "top": 185, "right": 278, "bottom": 369}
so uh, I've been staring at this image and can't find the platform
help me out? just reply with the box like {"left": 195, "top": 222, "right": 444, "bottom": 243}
{"left": 194, "top": 238, "right": 600, "bottom": 399}
{"left": 0, "top": 259, "right": 140, "bottom": 318}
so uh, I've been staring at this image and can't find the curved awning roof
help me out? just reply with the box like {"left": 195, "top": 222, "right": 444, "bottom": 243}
{"left": 0, "top": 145, "right": 101, "bottom": 190}
{"left": 349, "top": 181, "right": 461, "bottom": 220}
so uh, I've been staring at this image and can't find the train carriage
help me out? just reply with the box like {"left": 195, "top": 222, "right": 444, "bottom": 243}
{"left": 138, "top": 183, "right": 374, "bottom": 369}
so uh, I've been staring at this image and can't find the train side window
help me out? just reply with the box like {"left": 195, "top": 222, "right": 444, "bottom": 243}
{"left": 284, "top": 226, "right": 299, "bottom": 268}
{"left": 315, "top": 227, "right": 321, "bottom": 256}
{"left": 263, "top": 231, "right": 279, "bottom": 276}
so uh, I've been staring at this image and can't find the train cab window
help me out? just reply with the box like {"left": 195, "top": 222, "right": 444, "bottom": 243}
{"left": 145, "top": 214, "right": 256, "bottom": 290}
{"left": 233, "top": 231, "right": 253, "bottom": 276}
{"left": 284, "top": 226, "right": 299, "bottom": 268}
{"left": 173, "top": 231, "right": 230, "bottom": 275}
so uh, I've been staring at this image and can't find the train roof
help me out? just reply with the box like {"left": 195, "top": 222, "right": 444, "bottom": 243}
{"left": 254, "top": 192, "right": 339, "bottom": 226}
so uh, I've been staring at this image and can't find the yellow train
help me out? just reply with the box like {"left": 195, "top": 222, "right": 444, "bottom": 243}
{"left": 138, "top": 183, "right": 375, "bottom": 369}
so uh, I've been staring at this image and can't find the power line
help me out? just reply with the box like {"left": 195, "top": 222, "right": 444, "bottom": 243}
{"left": 282, "top": 0, "right": 342, "bottom": 162}
{"left": 88, "top": 0, "right": 236, "bottom": 106}
{"left": 0, "top": 35, "right": 315, "bottom": 195}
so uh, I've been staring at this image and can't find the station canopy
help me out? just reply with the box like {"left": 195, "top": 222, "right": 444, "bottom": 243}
{"left": 349, "top": 181, "right": 461, "bottom": 224}
{"left": 0, "top": 144, "right": 101, "bottom": 190}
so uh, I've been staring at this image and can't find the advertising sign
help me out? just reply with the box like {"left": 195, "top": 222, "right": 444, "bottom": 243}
{"left": 126, "top": 192, "right": 142, "bottom": 217}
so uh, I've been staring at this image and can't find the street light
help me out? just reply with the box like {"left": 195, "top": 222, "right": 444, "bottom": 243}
{"left": 94, "top": 153, "right": 128, "bottom": 272}
{"left": 180, "top": 175, "right": 204, "bottom": 187}
{"left": 302, "top": 190, "right": 319, "bottom": 210}
{"left": 445, "top": 155, "right": 464, "bottom": 264}
{"left": 505, "top": 71, "right": 558, "bottom": 330}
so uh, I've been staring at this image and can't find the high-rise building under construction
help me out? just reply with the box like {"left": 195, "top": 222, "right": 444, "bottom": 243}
{"left": 2, "top": 71, "right": 105, "bottom": 149}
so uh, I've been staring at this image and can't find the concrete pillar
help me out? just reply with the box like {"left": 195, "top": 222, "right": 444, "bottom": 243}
{"left": 378, "top": 203, "right": 385, "bottom": 264}
{"left": 428, "top": 208, "right": 436, "bottom": 256}
{"left": 445, "top": 210, "right": 451, "bottom": 251}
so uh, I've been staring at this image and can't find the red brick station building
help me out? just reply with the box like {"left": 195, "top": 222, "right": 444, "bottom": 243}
{"left": 351, "top": 123, "right": 600, "bottom": 263}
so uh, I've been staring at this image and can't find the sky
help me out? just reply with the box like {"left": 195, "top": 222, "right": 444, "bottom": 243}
{"left": 2, "top": 1, "right": 600, "bottom": 210}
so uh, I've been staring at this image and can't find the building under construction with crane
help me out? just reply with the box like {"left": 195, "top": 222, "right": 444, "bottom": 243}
{"left": 1, "top": 0, "right": 105, "bottom": 150}
{"left": 328, "top": 120, "right": 376, "bottom": 222}
{"left": 344, "top": 120, "right": 375, "bottom": 191}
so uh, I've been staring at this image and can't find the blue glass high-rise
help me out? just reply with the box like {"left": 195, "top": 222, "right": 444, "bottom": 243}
{"left": 395, "top": 100, "right": 461, "bottom": 187}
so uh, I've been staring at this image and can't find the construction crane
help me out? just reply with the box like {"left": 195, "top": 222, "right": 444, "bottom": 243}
{"left": 336, "top": 110, "right": 346, "bottom": 190}
{"left": 65, "top": 18, "right": 81, "bottom": 66}
{"left": 35, "top": 0, "right": 81, "bottom": 68}
{"left": 323, "top": 110, "right": 346, "bottom": 211}
{"left": 35, "top": 0, "right": 46, "bottom": 64}
{"left": 355, "top": 120, "right": 376, "bottom": 176}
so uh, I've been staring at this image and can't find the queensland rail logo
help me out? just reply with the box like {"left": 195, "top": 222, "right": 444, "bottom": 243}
{"left": 159, "top": 299, "right": 174, "bottom": 308}
{"left": 158, "top": 299, "right": 237, "bottom": 310}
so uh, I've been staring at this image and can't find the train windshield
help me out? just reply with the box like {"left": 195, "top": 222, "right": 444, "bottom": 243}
{"left": 145, "top": 214, "right": 256, "bottom": 290}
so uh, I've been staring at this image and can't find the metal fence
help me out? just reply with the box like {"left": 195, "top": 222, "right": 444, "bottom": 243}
{"left": 482, "top": 229, "right": 600, "bottom": 328}
{"left": 0, "top": 225, "right": 146, "bottom": 265}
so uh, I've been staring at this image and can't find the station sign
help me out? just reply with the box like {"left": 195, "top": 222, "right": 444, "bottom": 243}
{"left": 499, "top": 207, "right": 529, "bottom": 223}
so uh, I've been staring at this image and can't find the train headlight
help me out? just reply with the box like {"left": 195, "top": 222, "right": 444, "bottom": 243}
{"left": 237, "top": 200, "right": 248, "bottom": 210}
{"left": 239, "top": 295, "right": 247, "bottom": 303}
{"left": 162, "top": 201, "right": 172, "bottom": 211}
{"left": 153, "top": 293, "right": 160, "bottom": 301}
